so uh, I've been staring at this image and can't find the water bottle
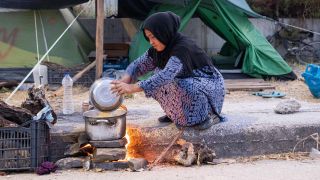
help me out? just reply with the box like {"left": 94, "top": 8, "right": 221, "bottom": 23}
{"left": 62, "top": 72, "right": 74, "bottom": 114}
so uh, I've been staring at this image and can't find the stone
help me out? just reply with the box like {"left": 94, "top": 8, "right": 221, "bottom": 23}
{"left": 93, "top": 148, "right": 126, "bottom": 162}
{"left": 128, "top": 158, "right": 148, "bottom": 171}
{"left": 309, "top": 148, "right": 320, "bottom": 159}
{"left": 83, "top": 156, "right": 92, "bottom": 171}
{"left": 274, "top": 99, "right": 301, "bottom": 114}
{"left": 64, "top": 143, "right": 81, "bottom": 156}
{"left": 78, "top": 132, "right": 90, "bottom": 146}
{"left": 55, "top": 157, "right": 85, "bottom": 169}
{"left": 93, "top": 161, "right": 129, "bottom": 170}
{"left": 210, "top": 158, "right": 237, "bottom": 165}
{"left": 90, "top": 137, "right": 127, "bottom": 148}
{"left": 174, "top": 141, "right": 196, "bottom": 167}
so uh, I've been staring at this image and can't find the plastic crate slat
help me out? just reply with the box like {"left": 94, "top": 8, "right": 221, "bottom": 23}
{"left": 0, "top": 120, "right": 50, "bottom": 171}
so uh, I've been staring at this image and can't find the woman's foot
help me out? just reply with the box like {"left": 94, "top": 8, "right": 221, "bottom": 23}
{"left": 158, "top": 115, "right": 173, "bottom": 123}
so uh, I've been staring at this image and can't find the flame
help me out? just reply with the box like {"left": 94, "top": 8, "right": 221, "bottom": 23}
{"left": 124, "top": 127, "right": 144, "bottom": 160}
{"left": 81, "top": 144, "right": 92, "bottom": 149}
{"left": 80, "top": 143, "right": 96, "bottom": 156}
{"left": 125, "top": 131, "right": 130, "bottom": 149}
{"left": 125, "top": 130, "right": 132, "bottom": 160}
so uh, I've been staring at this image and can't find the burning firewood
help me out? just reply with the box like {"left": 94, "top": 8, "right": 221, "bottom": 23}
{"left": 64, "top": 133, "right": 95, "bottom": 157}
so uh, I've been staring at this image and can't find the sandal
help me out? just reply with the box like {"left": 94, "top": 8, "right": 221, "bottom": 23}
{"left": 252, "top": 91, "right": 286, "bottom": 98}
{"left": 158, "top": 115, "right": 173, "bottom": 123}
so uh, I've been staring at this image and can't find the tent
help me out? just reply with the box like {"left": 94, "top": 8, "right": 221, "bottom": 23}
{"left": 0, "top": 8, "right": 94, "bottom": 81}
{"left": 0, "top": 0, "right": 88, "bottom": 9}
{"left": 0, "top": 9, "right": 93, "bottom": 68}
{"left": 128, "top": 0, "right": 297, "bottom": 80}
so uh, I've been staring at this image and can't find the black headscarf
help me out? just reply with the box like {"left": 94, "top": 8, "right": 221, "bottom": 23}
{"left": 142, "top": 11, "right": 214, "bottom": 77}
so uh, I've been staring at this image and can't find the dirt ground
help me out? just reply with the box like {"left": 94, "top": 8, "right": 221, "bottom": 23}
{"left": 0, "top": 63, "right": 320, "bottom": 179}
{"left": 0, "top": 63, "right": 318, "bottom": 113}
{"left": 2, "top": 159, "right": 320, "bottom": 180}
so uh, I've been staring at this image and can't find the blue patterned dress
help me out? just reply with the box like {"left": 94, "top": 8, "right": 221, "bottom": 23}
{"left": 126, "top": 52, "right": 225, "bottom": 126}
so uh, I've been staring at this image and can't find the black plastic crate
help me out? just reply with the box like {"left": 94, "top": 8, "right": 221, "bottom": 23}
{"left": 0, "top": 120, "right": 50, "bottom": 171}
{"left": 47, "top": 67, "right": 95, "bottom": 87}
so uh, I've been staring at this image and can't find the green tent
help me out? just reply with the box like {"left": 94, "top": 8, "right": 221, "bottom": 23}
{"left": 0, "top": 9, "right": 93, "bottom": 68}
{"left": 129, "top": 0, "right": 295, "bottom": 79}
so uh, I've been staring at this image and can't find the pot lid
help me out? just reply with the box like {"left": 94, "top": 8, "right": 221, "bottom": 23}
{"left": 90, "top": 78, "right": 122, "bottom": 111}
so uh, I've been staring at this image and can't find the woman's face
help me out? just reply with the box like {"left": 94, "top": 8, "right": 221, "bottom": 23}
{"left": 144, "top": 29, "right": 166, "bottom": 52}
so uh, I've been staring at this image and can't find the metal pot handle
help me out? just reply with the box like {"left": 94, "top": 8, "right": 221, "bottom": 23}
{"left": 96, "top": 119, "right": 116, "bottom": 126}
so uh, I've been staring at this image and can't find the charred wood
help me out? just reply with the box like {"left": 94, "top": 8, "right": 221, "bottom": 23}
{"left": 0, "top": 101, "right": 33, "bottom": 125}
{"left": 21, "top": 87, "right": 57, "bottom": 124}
{"left": 0, "top": 81, "right": 18, "bottom": 89}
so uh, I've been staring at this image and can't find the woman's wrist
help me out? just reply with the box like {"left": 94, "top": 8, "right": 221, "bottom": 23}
{"left": 120, "top": 74, "right": 132, "bottom": 84}
{"left": 131, "top": 83, "right": 143, "bottom": 93}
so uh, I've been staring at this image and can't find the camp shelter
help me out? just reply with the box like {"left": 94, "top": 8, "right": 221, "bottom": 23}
{"left": 0, "top": 0, "right": 88, "bottom": 9}
{"left": 127, "top": 0, "right": 297, "bottom": 80}
{"left": 0, "top": 8, "right": 94, "bottom": 81}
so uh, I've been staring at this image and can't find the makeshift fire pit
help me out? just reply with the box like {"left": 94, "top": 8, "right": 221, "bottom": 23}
{"left": 56, "top": 78, "right": 148, "bottom": 171}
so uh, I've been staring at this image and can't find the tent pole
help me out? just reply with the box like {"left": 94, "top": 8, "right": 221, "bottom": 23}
{"left": 95, "top": 0, "right": 104, "bottom": 79}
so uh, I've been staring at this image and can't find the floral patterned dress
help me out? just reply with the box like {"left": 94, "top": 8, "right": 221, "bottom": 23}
{"left": 126, "top": 52, "right": 225, "bottom": 126}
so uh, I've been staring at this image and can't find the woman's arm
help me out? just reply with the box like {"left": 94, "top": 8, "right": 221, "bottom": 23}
{"left": 125, "top": 51, "right": 156, "bottom": 83}
{"left": 111, "top": 56, "right": 183, "bottom": 96}
{"left": 138, "top": 56, "right": 183, "bottom": 97}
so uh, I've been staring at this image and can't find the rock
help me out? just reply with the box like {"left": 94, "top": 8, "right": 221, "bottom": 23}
{"left": 78, "top": 132, "right": 90, "bottom": 147}
{"left": 93, "top": 161, "right": 129, "bottom": 170}
{"left": 64, "top": 143, "right": 81, "bottom": 156}
{"left": 93, "top": 148, "right": 126, "bottom": 162}
{"left": 55, "top": 157, "right": 85, "bottom": 169}
{"left": 197, "top": 140, "right": 216, "bottom": 165}
{"left": 309, "top": 148, "right": 320, "bottom": 159}
{"left": 210, "top": 158, "right": 237, "bottom": 165}
{"left": 90, "top": 137, "right": 127, "bottom": 148}
{"left": 128, "top": 158, "right": 148, "bottom": 171}
{"left": 274, "top": 99, "right": 301, "bottom": 114}
{"left": 174, "top": 139, "right": 196, "bottom": 167}
{"left": 83, "top": 156, "right": 92, "bottom": 171}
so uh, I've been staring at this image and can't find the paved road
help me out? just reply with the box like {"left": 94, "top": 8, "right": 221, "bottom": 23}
{"left": 4, "top": 160, "right": 320, "bottom": 180}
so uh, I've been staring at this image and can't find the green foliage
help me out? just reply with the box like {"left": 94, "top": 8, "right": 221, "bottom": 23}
{"left": 247, "top": 0, "right": 320, "bottom": 18}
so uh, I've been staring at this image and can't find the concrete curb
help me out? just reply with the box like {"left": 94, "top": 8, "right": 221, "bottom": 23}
{"left": 50, "top": 114, "right": 320, "bottom": 162}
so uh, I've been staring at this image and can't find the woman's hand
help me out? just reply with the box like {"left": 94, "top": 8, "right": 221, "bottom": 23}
{"left": 118, "top": 74, "right": 132, "bottom": 84}
{"left": 111, "top": 80, "right": 142, "bottom": 95}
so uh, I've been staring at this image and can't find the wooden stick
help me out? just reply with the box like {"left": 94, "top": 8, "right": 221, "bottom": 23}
{"left": 53, "top": 60, "right": 96, "bottom": 96}
{"left": 148, "top": 129, "right": 184, "bottom": 170}
{"left": 95, "top": 0, "right": 104, "bottom": 79}
{"left": 72, "top": 60, "right": 96, "bottom": 83}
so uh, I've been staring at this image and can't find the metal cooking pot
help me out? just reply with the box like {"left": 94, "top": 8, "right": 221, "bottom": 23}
{"left": 83, "top": 108, "right": 126, "bottom": 141}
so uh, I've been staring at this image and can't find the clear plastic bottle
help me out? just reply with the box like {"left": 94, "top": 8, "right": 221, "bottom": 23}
{"left": 62, "top": 72, "right": 74, "bottom": 114}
